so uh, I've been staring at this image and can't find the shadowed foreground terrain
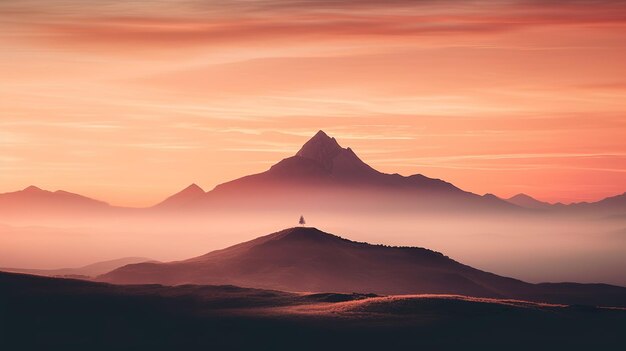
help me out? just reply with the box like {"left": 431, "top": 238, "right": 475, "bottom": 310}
{"left": 1, "top": 272, "right": 625, "bottom": 350}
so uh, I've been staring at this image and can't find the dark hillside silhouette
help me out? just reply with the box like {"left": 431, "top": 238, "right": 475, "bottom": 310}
{"left": 100, "top": 227, "right": 626, "bottom": 307}
{"left": 2, "top": 271, "right": 625, "bottom": 350}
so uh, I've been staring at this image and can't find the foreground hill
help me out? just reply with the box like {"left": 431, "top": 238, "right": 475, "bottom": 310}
{"left": 1, "top": 271, "right": 624, "bottom": 350}
{"left": 100, "top": 227, "right": 626, "bottom": 307}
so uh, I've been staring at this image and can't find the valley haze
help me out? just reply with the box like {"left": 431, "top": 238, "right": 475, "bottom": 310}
{"left": 1, "top": 131, "right": 625, "bottom": 287}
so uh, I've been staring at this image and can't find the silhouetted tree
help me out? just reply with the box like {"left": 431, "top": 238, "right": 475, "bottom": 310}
{"left": 299, "top": 215, "right": 306, "bottom": 226}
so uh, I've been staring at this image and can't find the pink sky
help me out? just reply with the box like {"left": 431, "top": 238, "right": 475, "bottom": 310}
{"left": 1, "top": 0, "right": 625, "bottom": 206}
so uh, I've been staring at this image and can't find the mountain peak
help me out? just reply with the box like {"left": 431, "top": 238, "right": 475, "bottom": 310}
{"left": 506, "top": 193, "right": 552, "bottom": 209}
{"left": 181, "top": 183, "right": 204, "bottom": 194}
{"left": 255, "top": 226, "right": 370, "bottom": 250}
{"left": 508, "top": 193, "right": 545, "bottom": 204}
{"left": 312, "top": 130, "right": 332, "bottom": 140}
{"left": 257, "top": 227, "right": 339, "bottom": 243}
{"left": 281, "top": 226, "right": 328, "bottom": 237}
{"left": 295, "top": 130, "right": 343, "bottom": 169}
{"left": 154, "top": 183, "right": 205, "bottom": 209}
{"left": 23, "top": 185, "right": 44, "bottom": 192}
{"left": 509, "top": 193, "right": 534, "bottom": 200}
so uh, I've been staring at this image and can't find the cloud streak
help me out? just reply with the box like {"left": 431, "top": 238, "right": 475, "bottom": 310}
{"left": 4, "top": 0, "right": 625, "bottom": 48}
{"left": 1, "top": 1, "right": 625, "bottom": 205}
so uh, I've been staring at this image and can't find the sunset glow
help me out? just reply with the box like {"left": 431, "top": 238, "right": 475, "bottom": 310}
{"left": 1, "top": 0, "right": 625, "bottom": 206}
{"left": 2, "top": 5, "right": 626, "bottom": 348}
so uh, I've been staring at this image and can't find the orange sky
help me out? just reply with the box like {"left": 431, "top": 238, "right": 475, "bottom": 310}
{"left": 1, "top": 0, "right": 625, "bottom": 207}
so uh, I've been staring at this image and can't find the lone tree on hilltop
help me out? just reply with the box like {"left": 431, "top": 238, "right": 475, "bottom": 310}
{"left": 299, "top": 215, "right": 306, "bottom": 226}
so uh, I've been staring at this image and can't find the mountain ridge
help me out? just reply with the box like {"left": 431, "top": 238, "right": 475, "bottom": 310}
{"left": 1, "top": 131, "right": 624, "bottom": 215}
{"left": 0, "top": 256, "right": 154, "bottom": 278}
{"left": 184, "top": 130, "right": 522, "bottom": 214}
{"left": 0, "top": 185, "right": 110, "bottom": 213}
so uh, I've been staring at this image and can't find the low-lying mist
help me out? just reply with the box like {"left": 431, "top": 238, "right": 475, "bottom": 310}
{"left": 1, "top": 210, "right": 624, "bottom": 286}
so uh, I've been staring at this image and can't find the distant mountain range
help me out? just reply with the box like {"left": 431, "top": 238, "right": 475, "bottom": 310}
{"left": 99, "top": 226, "right": 626, "bottom": 307}
{"left": 0, "top": 257, "right": 154, "bottom": 278}
{"left": 1, "top": 130, "right": 625, "bottom": 218}
{"left": 172, "top": 130, "right": 520, "bottom": 213}
{"left": 505, "top": 193, "right": 558, "bottom": 210}
{"left": 0, "top": 185, "right": 111, "bottom": 216}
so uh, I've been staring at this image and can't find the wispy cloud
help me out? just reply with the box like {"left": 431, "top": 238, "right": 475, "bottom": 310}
{"left": 4, "top": 0, "right": 625, "bottom": 48}
{"left": 1, "top": 1, "right": 625, "bottom": 205}
{"left": 389, "top": 152, "right": 626, "bottom": 162}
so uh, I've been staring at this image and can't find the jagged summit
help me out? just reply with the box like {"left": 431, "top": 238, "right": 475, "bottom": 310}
{"left": 290, "top": 130, "right": 377, "bottom": 177}
{"left": 295, "top": 130, "right": 343, "bottom": 170}
{"left": 209, "top": 130, "right": 474, "bottom": 204}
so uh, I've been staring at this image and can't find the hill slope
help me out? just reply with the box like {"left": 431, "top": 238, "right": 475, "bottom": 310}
{"left": 100, "top": 227, "right": 626, "bottom": 307}
{"left": 2, "top": 271, "right": 626, "bottom": 350}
